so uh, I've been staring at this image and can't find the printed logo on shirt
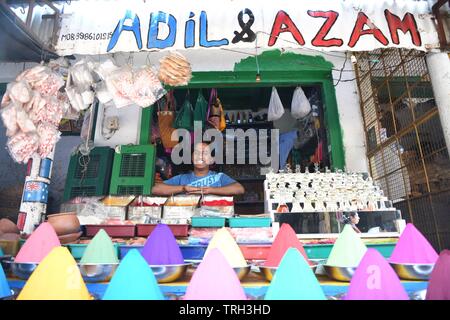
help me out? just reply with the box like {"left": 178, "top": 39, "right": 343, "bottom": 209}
{"left": 188, "top": 173, "right": 222, "bottom": 187}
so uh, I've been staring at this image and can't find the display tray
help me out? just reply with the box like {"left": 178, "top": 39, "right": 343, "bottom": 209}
{"left": 64, "top": 243, "right": 120, "bottom": 260}
{"left": 84, "top": 225, "right": 136, "bottom": 238}
{"left": 191, "top": 217, "right": 226, "bottom": 228}
{"left": 118, "top": 244, "right": 207, "bottom": 260}
{"left": 228, "top": 217, "right": 271, "bottom": 228}
{"left": 136, "top": 224, "right": 189, "bottom": 237}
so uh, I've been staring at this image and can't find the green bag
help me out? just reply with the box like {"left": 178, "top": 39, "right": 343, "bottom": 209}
{"left": 174, "top": 98, "right": 194, "bottom": 130}
{"left": 193, "top": 91, "right": 208, "bottom": 126}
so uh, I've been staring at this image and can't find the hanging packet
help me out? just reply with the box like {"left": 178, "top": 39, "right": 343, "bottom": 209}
{"left": 291, "top": 86, "right": 311, "bottom": 119}
{"left": 268, "top": 87, "right": 284, "bottom": 121}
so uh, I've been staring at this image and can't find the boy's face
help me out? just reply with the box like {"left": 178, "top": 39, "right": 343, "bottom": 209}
{"left": 193, "top": 143, "right": 213, "bottom": 169}
{"left": 351, "top": 213, "right": 360, "bottom": 224}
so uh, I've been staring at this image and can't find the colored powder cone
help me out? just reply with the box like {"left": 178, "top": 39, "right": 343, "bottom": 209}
{"left": 389, "top": 223, "right": 438, "bottom": 264}
{"left": 425, "top": 250, "right": 450, "bottom": 300}
{"left": 264, "top": 223, "right": 312, "bottom": 267}
{"left": 17, "top": 247, "right": 91, "bottom": 300}
{"left": 15, "top": 222, "right": 61, "bottom": 263}
{"left": 103, "top": 249, "right": 164, "bottom": 300}
{"left": 345, "top": 249, "right": 408, "bottom": 300}
{"left": 80, "top": 229, "right": 118, "bottom": 264}
{"left": 204, "top": 228, "right": 247, "bottom": 268}
{"left": 0, "top": 263, "right": 12, "bottom": 299}
{"left": 326, "top": 224, "right": 367, "bottom": 267}
{"left": 265, "top": 248, "right": 325, "bottom": 300}
{"left": 141, "top": 224, "right": 184, "bottom": 265}
{"left": 0, "top": 247, "right": 4, "bottom": 257}
{"left": 184, "top": 248, "right": 246, "bottom": 300}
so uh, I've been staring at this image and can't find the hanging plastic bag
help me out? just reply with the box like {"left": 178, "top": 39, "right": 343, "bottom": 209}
{"left": 37, "top": 123, "right": 61, "bottom": 158}
{"left": 268, "top": 87, "right": 284, "bottom": 121}
{"left": 6, "top": 132, "right": 39, "bottom": 163}
{"left": 0, "top": 102, "right": 19, "bottom": 137}
{"left": 157, "top": 92, "right": 179, "bottom": 149}
{"left": 193, "top": 91, "right": 208, "bottom": 126}
{"left": 7, "top": 81, "right": 32, "bottom": 104}
{"left": 291, "top": 86, "right": 311, "bottom": 119}
{"left": 132, "top": 66, "right": 166, "bottom": 107}
{"left": 174, "top": 93, "right": 194, "bottom": 131}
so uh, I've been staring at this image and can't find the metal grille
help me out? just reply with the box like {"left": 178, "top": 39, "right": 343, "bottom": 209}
{"left": 119, "top": 153, "right": 146, "bottom": 177}
{"left": 74, "top": 155, "right": 100, "bottom": 179}
{"left": 117, "top": 185, "right": 144, "bottom": 195}
{"left": 355, "top": 48, "right": 450, "bottom": 251}
{"left": 70, "top": 186, "right": 97, "bottom": 198}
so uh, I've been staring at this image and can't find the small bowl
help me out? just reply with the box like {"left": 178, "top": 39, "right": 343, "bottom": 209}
{"left": 390, "top": 262, "right": 435, "bottom": 281}
{"left": 233, "top": 265, "right": 251, "bottom": 281}
{"left": 323, "top": 265, "right": 357, "bottom": 282}
{"left": 259, "top": 263, "right": 318, "bottom": 282}
{"left": 78, "top": 263, "right": 119, "bottom": 283}
{"left": 149, "top": 263, "right": 191, "bottom": 283}
{"left": 3, "top": 261, "right": 39, "bottom": 280}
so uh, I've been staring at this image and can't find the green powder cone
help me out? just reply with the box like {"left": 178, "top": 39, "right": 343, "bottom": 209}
{"left": 80, "top": 229, "right": 119, "bottom": 264}
{"left": 326, "top": 225, "right": 367, "bottom": 267}
{"left": 265, "top": 248, "right": 325, "bottom": 300}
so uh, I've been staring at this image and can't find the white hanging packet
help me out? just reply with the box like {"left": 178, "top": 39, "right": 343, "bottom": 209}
{"left": 268, "top": 87, "right": 284, "bottom": 121}
{"left": 291, "top": 86, "right": 311, "bottom": 119}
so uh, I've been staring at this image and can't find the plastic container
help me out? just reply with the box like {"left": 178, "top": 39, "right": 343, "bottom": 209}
{"left": 228, "top": 217, "right": 271, "bottom": 228}
{"left": 119, "top": 244, "right": 208, "bottom": 261}
{"left": 303, "top": 243, "right": 396, "bottom": 260}
{"left": 191, "top": 217, "right": 226, "bottom": 228}
{"left": 84, "top": 225, "right": 136, "bottom": 238}
{"left": 136, "top": 224, "right": 189, "bottom": 237}
{"left": 0, "top": 240, "right": 20, "bottom": 256}
{"left": 239, "top": 244, "right": 271, "bottom": 260}
{"left": 64, "top": 243, "right": 120, "bottom": 260}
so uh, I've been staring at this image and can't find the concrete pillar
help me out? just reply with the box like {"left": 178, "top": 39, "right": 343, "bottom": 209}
{"left": 426, "top": 52, "right": 450, "bottom": 157}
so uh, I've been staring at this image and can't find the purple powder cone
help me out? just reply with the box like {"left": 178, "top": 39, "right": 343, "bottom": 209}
{"left": 426, "top": 250, "right": 450, "bottom": 300}
{"left": 141, "top": 224, "right": 184, "bottom": 265}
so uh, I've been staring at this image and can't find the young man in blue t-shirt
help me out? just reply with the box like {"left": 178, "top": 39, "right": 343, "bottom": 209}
{"left": 151, "top": 142, "right": 245, "bottom": 196}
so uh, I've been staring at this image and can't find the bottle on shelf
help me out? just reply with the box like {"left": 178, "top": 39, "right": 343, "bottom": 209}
{"left": 248, "top": 112, "right": 253, "bottom": 123}
{"left": 230, "top": 113, "right": 235, "bottom": 124}
{"left": 225, "top": 112, "right": 231, "bottom": 125}
{"left": 242, "top": 112, "right": 247, "bottom": 124}
{"left": 236, "top": 112, "right": 241, "bottom": 124}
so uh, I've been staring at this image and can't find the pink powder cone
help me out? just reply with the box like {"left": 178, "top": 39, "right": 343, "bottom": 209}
{"left": 346, "top": 249, "right": 409, "bottom": 300}
{"left": 184, "top": 248, "right": 246, "bottom": 300}
{"left": 15, "top": 223, "right": 61, "bottom": 263}
{"left": 265, "top": 223, "right": 312, "bottom": 267}
{"left": 389, "top": 223, "right": 438, "bottom": 264}
{"left": 425, "top": 250, "right": 450, "bottom": 300}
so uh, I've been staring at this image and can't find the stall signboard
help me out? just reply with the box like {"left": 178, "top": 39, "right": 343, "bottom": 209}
{"left": 55, "top": 0, "right": 439, "bottom": 56}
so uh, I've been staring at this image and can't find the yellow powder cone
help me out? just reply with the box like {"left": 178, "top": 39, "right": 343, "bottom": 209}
{"left": 17, "top": 247, "right": 92, "bottom": 300}
{"left": 204, "top": 228, "right": 247, "bottom": 267}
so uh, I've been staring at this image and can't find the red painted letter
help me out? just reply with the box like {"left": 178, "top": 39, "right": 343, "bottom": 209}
{"left": 268, "top": 10, "right": 305, "bottom": 46}
{"left": 384, "top": 10, "right": 422, "bottom": 46}
{"left": 348, "top": 12, "right": 389, "bottom": 48}
{"left": 307, "top": 10, "right": 343, "bottom": 47}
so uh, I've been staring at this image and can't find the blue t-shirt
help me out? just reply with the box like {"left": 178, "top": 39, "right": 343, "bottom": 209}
{"left": 164, "top": 171, "right": 236, "bottom": 188}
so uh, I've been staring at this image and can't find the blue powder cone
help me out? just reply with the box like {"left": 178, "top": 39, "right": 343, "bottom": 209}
{"left": 102, "top": 250, "right": 164, "bottom": 300}
{"left": 265, "top": 248, "right": 325, "bottom": 300}
{"left": 0, "top": 263, "right": 12, "bottom": 299}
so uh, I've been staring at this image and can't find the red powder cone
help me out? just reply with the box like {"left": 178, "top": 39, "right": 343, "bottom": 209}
{"left": 425, "top": 250, "right": 450, "bottom": 300}
{"left": 264, "top": 223, "right": 312, "bottom": 267}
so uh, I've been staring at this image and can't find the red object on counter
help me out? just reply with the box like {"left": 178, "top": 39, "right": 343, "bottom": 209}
{"left": 136, "top": 224, "right": 189, "bottom": 237}
{"left": 202, "top": 200, "right": 234, "bottom": 206}
{"left": 85, "top": 225, "right": 136, "bottom": 238}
